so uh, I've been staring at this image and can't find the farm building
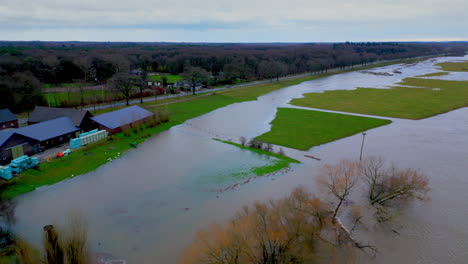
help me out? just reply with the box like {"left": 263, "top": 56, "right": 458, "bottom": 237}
{"left": 0, "top": 117, "right": 79, "bottom": 164}
{"left": 0, "top": 108, "right": 19, "bottom": 130}
{"left": 28, "top": 106, "right": 96, "bottom": 132}
{"left": 91, "top": 106, "right": 155, "bottom": 134}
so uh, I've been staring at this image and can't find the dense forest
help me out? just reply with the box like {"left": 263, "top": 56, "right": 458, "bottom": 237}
{"left": 1, "top": 41, "right": 467, "bottom": 112}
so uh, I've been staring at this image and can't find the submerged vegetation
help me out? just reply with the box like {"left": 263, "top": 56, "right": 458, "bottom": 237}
{"left": 213, "top": 138, "right": 299, "bottom": 180}
{"left": 181, "top": 157, "right": 430, "bottom": 264}
{"left": 290, "top": 77, "right": 468, "bottom": 119}
{"left": 256, "top": 108, "right": 391, "bottom": 150}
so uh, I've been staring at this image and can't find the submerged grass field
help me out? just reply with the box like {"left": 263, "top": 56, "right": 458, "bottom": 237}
{"left": 437, "top": 61, "right": 468, "bottom": 72}
{"left": 213, "top": 139, "right": 300, "bottom": 181}
{"left": 290, "top": 78, "right": 468, "bottom": 119}
{"left": 256, "top": 108, "right": 391, "bottom": 150}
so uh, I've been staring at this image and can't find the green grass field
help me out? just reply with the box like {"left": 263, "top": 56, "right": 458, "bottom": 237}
{"left": 43, "top": 83, "right": 83, "bottom": 89}
{"left": 45, "top": 90, "right": 114, "bottom": 107}
{"left": 415, "top": 72, "right": 449, "bottom": 77}
{"left": 437, "top": 61, "right": 468, "bottom": 72}
{"left": 149, "top": 74, "right": 182, "bottom": 83}
{"left": 256, "top": 108, "right": 391, "bottom": 151}
{"left": 290, "top": 78, "right": 468, "bottom": 119}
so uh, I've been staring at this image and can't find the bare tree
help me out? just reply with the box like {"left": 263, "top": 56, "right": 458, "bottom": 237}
{"left": 109, "top": 72, "right": 138, "bottom": 105}
{"left": 317, "top": 160, "right": 359, "bottom": 220}
{"left": 182, "top": 66, "right": 209, "bottom": 95}
{"left": 359, "top": 157, "right": 430, "bottom": 206}
{"left": 136, "top": 70, "right": 148, "bottom": 103}
{"left": 180, "top": 186, "right": 338, "bottom": 264}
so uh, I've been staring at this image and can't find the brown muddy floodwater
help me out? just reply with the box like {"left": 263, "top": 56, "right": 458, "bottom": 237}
{"left": 12, "top": 56, "right": 468, "bottom": 263}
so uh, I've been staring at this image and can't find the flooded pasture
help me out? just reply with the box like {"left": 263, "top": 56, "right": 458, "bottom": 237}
{"left": 12, "top": 56, "right": 468, "bottom": 263}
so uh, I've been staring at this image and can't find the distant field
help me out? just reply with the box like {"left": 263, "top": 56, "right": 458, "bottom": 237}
{"left": 149, "top": 74, "right": 182, "bottom": 83}
{"left": 45, "top": 90, "right": 114, "bottom": 107}
{"left": 416, "top": 72, "right": 449, "bottom": 77}
{"left": 43, "top": 83, "right": 82, "bottom": 89}
{"left": 256, "top": 108, "right": 391, "bottom": 150}
{"left": 436, "top": 61, "right": 468, "bottom": 72}
{"left": 290, "top": 78, "right": 468, "bottom": 119}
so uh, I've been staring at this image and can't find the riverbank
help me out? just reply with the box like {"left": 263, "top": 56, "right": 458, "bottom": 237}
{"left": 3, "top": 58, "right": 432, "bottom": 199}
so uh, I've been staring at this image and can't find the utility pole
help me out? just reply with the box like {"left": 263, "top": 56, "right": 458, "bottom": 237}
{"left": 360, "top": 133, "right": 366, "bottom": 161}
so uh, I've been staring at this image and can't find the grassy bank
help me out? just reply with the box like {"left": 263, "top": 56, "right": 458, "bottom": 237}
{"left": 290, "top": 78, "right": 468, "bottom": 119}
{"left": 256, "top": 108, "right": 391, "bottom": 150}
{"left": 437, "top": 61, "right": 468, "bottom": 72}
{"left": 5, "top": 58, "right": 427, "bottom": 198}
{"left": 213, "top": 139, "right": 300, "bottom": 179}
{"left": 415, "top": 72, "right": 449, "bottom": 77}
{"left": 3, "top": 122, "right": 174, "bottom": 199}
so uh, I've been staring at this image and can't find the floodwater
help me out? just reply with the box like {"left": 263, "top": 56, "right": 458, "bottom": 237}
{"left": 12, "top": 55, "right": 468, "bottom": 263}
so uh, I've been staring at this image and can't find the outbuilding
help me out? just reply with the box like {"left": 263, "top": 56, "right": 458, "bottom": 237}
{"left": 91, "top": 106, "right": 154, "bottom": 134}
{"left": 0, "top": 108, "right": 19, "bottom": 130}
{"left": 28, "top": 106, "right": 96, "bottom": 132}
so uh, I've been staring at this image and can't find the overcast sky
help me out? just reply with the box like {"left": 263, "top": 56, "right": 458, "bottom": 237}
{"left": 1, "top": 0, "right": 467, "bottom": 42}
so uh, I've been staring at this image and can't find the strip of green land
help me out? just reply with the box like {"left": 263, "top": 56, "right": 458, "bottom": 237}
{"left": 256, "top": 108, "right": 391, "bottom": 150}
{"left": 415, "top": 72, "right": 449, "bottom": 77}
{"left": 290, "top": 77, "right": 468, "bottom": 120}
{"left": 437, "top": 61, "right": 468, "bottom": 72}
{"left": 213, "top": 139, "right": 300, "bottom": 180}
{"left": 4, "top": 59, "right": 426, "bottom": 199}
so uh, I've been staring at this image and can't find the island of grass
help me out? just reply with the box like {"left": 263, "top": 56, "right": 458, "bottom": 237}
{"left": 4, "top": 59, "right": 424, "bottom": 199}
{"left": 213, "top": 139, "right": 300, "bottom": 179}
{"left": 415, "top": 72, "right": 449, "bottom": 77}
{"left": 256, "top": 108, "right": 391, "bottom": 151}
{"left": 437, "top": 61, "right": 468, "bottom": 72}
{"left": 290, "top": 78, "right": 468, "bottom": 120}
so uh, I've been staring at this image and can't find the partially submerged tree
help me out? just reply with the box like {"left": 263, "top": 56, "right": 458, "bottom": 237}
{"left": 317, "top": 160, "right": 359, "bottom": 220}
{"left": 15, "top": 212, "right": 89, "bottom": 264}
{"left": 359, "top": 157, "right": 429, "bottom": 206}
{"left": 180, "top": 186, "right": 342, "bottom": 264}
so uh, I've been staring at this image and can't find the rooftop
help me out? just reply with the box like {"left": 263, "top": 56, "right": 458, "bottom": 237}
{"left": 91, "top": 106, "right": 154, "bottom": 129}
{"left": 0, "top": 109, "right": 17, "bottom": 123}
{"left": 28, "top": 106, "right": 91, "bottom": 127}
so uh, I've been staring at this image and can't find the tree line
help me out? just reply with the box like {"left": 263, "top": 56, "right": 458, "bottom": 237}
{"left": 1, "top": 41, "right": 466, "bottom": 112}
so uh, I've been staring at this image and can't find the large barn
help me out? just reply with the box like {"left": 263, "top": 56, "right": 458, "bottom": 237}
{"left": 28, "top": 106, "right": 96, "bottom": 132}
{"left": 0, "top": 117, "right": 79, "bottom": 164}
{"left": 91, "top": 106, "right": 155, "bottom": 134}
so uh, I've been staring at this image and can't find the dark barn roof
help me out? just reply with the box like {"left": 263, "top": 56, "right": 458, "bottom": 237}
{"left": 0, "top": 117, "right": 79, "bottom": 147}
{"left": 0, "top": 131, "right": 14, "bottom": 147}
{"left": 28, "top": 106, "right": 92, "bottom": 127}
{"left": 91, "top": 106, "right": 154, "bottom": 129}
{"left": 0, "top": 109, "right": 17, "bottom": 123}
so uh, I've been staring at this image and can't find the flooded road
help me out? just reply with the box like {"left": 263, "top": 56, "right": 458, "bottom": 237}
{"left": 12, "top": 56, "right": 468, "bottom": 263}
